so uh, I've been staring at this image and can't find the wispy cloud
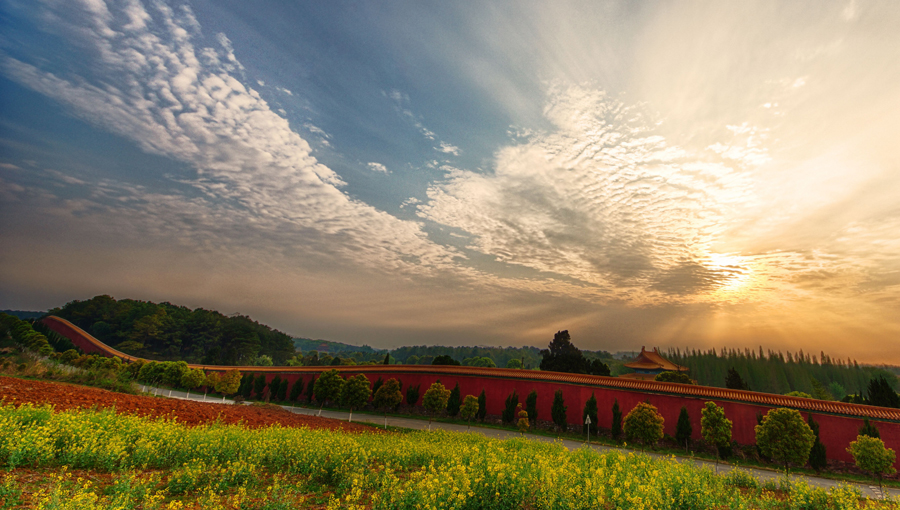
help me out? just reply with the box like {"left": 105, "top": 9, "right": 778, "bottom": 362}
{"left": 1, "top": 0, "right": 457, "bottom": 275}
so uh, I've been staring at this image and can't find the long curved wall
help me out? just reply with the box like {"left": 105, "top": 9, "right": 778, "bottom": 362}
{"left": 43, "top": 316, "right": 899, "bottom": 465}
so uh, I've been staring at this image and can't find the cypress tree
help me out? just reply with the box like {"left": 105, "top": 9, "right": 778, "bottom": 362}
{"left": 476, "top": 389, "right": 487, "bottom": 422}
{"left": 406, "top": 384, "right": 421, "bottom": 406}
{"left": 551, "top": 390, "right": 568, "bottom": 432}
{"left": 240, "top": 374, "right": 253, "bottom": 399}
{"left": 372, "top": 377, "right": 384, "bottom": 397}
{"left": 502, "top": 390, "right": 519, "bottom": 424}
{"left": 582, "top": 393, "right": 598, "bottom": 435}
{"left": 447, "top": 382, "right": 461, "bottom": 416}
{"left": 525, "top": 390, "right": 538, "bottom": 426}
{"left": 808, "top": 414, "right": 827, "bottom": 472}
{"left": 289, "top": 377, "right": 304, "bottom": 402}
{"left": 277, "top": 378, "right": 289, "bottom": 401}
{"left": 269, "top": 375, "right": 282, "bottom": 401}
{"left": 253, "top": 374, "right": 267, "bottom": 398}
{"left": 611, "top": 399, "right": 623, "bottom": 440}
{"left": 305, "top": 375, "right": 316, "bottom": 403}
{"left": 860, "top": 418, "right": 880, "bottom": 439}
{"left": 675, "top": 406, "right": 692, "bottom": 450}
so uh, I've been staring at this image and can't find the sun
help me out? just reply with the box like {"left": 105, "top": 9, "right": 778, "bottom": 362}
{"left": 706, "top": 252, "right": 755, "bottom": 299}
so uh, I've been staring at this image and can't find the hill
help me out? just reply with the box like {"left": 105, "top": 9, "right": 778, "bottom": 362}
{"left": 0, "top": 309, "right": 45, "bottom": 320}
{"left": 48, "top": 295, "right": 296, "bottom": 365}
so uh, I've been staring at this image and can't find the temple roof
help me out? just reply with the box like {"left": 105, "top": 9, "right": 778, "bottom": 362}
{"left": 624, "top": 346, "right": 688, "bottom": 372}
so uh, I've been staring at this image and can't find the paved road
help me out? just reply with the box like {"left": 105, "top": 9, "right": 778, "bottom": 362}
{"left": 146, "top": 386, "right": 898, "bottom": 501}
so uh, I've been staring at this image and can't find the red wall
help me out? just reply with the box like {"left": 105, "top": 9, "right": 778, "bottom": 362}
{"left": 239, "top": 368, "right": 898, "bottom": 465}
{"left": 43, "top": 316, "right": 899, "bottom": 466}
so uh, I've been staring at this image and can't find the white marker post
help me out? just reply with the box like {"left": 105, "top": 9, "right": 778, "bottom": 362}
{"left": 585, "top": 414, "right": 592, "bottom": 444}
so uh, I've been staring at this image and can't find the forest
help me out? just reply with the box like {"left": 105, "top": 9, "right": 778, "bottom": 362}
{"left": 665, "top": 347, "right": 897, "bottom": 399}
{"left": 48, "top": 295, "right": 296, "bottom": 366}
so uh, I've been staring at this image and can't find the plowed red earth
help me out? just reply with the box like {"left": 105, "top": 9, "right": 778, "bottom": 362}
{"left": 0, "top": 376, "right": 377, "bottom": 432}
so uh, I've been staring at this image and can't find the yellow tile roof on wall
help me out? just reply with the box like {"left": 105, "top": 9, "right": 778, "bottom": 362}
{"left": 42, "top": 316, "right": 900, "bottom": 422}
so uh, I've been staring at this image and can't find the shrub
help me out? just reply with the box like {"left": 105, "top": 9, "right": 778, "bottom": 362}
{"left": 624, "top": 402, "right": 664, "bottom": 450}
{"left": 655, "top": 371, "right": 692, "bottom": 384}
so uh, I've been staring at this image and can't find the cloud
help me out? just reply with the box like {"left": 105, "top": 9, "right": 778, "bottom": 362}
{"left": 367, "top": 162, "right": 389, "bottom": 174}
{"left": 438, "top": 142, "right": 460, "bottom": 156}
{"left": 1, "top": 0, "right": 458, "bottom": 276}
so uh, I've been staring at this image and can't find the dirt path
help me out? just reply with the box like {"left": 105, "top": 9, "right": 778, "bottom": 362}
{"left": 0, "top": 376, "right": 377, "bottom": 432}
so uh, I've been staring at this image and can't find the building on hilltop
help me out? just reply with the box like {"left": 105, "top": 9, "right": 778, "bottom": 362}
{"left": 621, "top": 346, "right": 689, "bottom": 381}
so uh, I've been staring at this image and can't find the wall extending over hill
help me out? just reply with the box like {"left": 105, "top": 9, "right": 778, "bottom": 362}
{"left": 43, "top": 316, "right": 899, "bottom": 465}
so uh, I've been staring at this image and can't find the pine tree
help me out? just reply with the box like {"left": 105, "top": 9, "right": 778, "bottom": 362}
{"left": 253, "top": 374, "right": 267, "bottom": 398}
{"left": 551, "top": 390, "right": 567, "bottom": 432}
{"left": 808, "top": 414, "right": 827, "bottom": 472}
{"left": 525, "top": 390, "right": 538, "bottom": 426}
{"left": 611, "top": 399, "right": 623, "bottom": 440}
{"left": 446, "top": 383, "right": 461, "bottom": 416}
{"left": 476, "top": 389, "right": 487, "bottom": 422}
{"left": 675, "top": 406, "right": 692, "bottom": 451}
{"left": 582, "top": 393, "right": 598, "bottom": 435}
{"left": 268, "top": 375, "right": 282, "bottom": 402}
{"left": 725, "top": 367, "right": 750, "bottom": 390}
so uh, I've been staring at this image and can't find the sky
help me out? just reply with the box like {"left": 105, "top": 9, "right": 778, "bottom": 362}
{"left": 1, "top": 1, "right": 899, "bottom": 362}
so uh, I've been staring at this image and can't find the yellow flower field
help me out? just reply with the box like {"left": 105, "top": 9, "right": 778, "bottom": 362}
{"left": 0, "top": 403, "right": 891, "bottom": 509}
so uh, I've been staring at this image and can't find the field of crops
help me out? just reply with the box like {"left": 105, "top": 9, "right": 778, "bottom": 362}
{"left": 0, "top": 403, "right": 892, "bottom": 510}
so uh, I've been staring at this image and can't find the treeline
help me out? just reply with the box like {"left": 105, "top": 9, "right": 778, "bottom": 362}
{"left": 48, "top": 295, "right": 296, "bottom": 365}
{"left": 666, "top": 347, "right": 897, "bottom": 398}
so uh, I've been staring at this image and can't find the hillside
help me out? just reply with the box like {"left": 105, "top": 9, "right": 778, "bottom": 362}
{"left": 48, "top": 295, "right": 296, "bottom": 365}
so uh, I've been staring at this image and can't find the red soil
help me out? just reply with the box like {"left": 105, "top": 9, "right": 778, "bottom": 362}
{"left": 0, "top": 376, "right": 377, "bottom": 433}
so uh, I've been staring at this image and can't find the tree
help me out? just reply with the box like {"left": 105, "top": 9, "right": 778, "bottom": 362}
{"left": 675, "top": 406, "right": 692, "bottom": 451}
{"left": 253, "top": 374, "right": 267, "bottom": 398}
{"left": 215, "top": 369, "right": 242, "bottom": 399}
{"left": 867, "top": 376, "right": 900, "bottom": 408}
{"left": 289, "top": 377, "right": 305, "bottom": 402}
{"left": 611, "top": 399, "right": 623, "bottom": 441}
{"left": 180, "top": 368, "right": 206, "bottom": 398}
{"left": 624, "top": 402, "right": 664, "bottom": 451}
{"left": 476, "top": 389, "right": 487, "bottom": 422}
{"left": 422, "top": 382, "right": 451, "bottom": 430}
{"left": 340, "top": 374, "right": 372, "bottom": 422}
{"left": 525, "top": 390, "right": 538, "bottom": 426}
{"left": 239, "top": 374, "right": 253, "bottom": 399}
{"left": 254, "top": 354, "right": 274, "bottom": 366}
{"left": 330, "top": 356, "right": 342, "bottom": 366}
{"left": 432, "top": 355, "right": 460, "bottom": 366}
{"left": 460, "top": 395, "right": 479, "bottom": 430}
{"left": 517, "top": 404, "right": 529, "bottom": 434}
{"left": 655, "top": 371, "right": 692, "bottom": 384}
{"left": 314, "top": 369, "right": 344, "bottom": 416}
{"left": 847, "top": 435, "right": 896, "bottom": 495}
{"left": 406, "top": 384, "right": 421, "bottom": 407}
{"left": 860, "top": 418, "right": 880, "bottom": 439}
{"left": 506, "top": 359, "right": 523, "bottom": 369}
{"left": 551, "top": 389, "right": 568, "bottom": 432}
{"left": 725, "top": 367, "right": 750, "bottom": 390}
{"left": 540, "top": 330, "right": 589, "bottom": 374}
{"left": 373, "top": 378, "right": 403, "bottom": 428}
{"left": 446, "top": 383, "right": 461, "bottom": 416}
{"left": 582, "top": 393, "right": 598, "bottom": 436}
{"left": 807, "top": 414, "right": 827, "bottom": 472}
{"left": 306, "top": 375, "right": 316, "bottom": 403}
{"left": 383, "top": 353, "right": 391, "bottom": 365}
{"left": 589, "top": 358, "right": 611, "bottom": 376}
{"left": 372, "top": 377, "right": 384, "bottom": 397}
{"left": 502, "top": 390, "right": 519, "bottom": 425}
{"left": 701, "top": 402, "right": 732, "bottom": 472}
{"left": 755, "top": 408, "right": 815, "bottom": 473}
{"left": 268, "top": 375, "right": 282, "bottom": 402}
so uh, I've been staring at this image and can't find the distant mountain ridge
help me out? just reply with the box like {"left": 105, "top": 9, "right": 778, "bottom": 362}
{"left": 292, "top": 337, "right": 384, "bottom": 354}
{"left": 1, "top": 310, "right": 46, "bottom": 320}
